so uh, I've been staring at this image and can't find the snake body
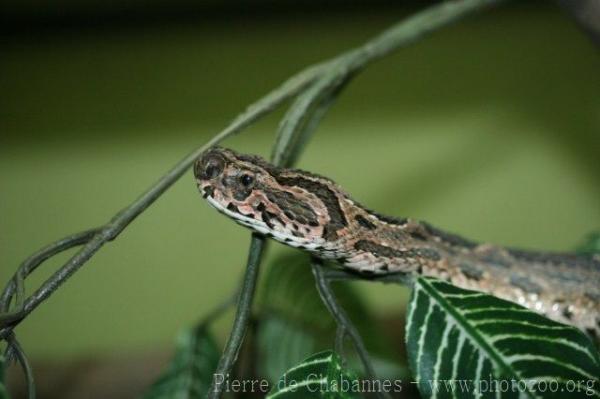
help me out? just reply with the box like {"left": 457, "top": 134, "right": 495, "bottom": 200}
{"left": 194, "top": 147, "right": 600, "bottom": 342}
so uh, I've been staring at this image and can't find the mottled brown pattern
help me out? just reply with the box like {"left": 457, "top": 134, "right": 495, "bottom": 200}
{"left": 354, "top": 215, "right": 376, "bottom": 230}
{"left": 263, "top": 188, "right": 319, "bottom": 226}
{"left": 275, "top": 175, "right": 348, "bottom": 237}
{"left": 194, "top": 147, "right": 600, "bottom": 344}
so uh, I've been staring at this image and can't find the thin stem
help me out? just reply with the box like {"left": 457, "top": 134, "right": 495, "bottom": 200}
{"left": 0, "top": 229, "right": 101, "bottom": 331}
{"left": 208, "top": 235, "right": 265, "bottom": 399}
{"left": 335, "top": 325, "right": 347, "bottom": 360}
{"left": 6, "top": 334, "right": 35, "bottom": 399}
{"left": 311, "top": 260, "right": 387, "bottom": 399}
{"left": 271, "top": 70, "right": 350, "bottom": 167}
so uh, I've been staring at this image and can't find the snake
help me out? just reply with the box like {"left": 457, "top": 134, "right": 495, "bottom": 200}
{"left": 193, "top": 146, "right": 600, "bottom": 344}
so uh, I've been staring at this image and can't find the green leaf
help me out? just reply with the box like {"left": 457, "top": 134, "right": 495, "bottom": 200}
{"left": 577, "top": 231, "right": 600, "bottom": 255}
{"left": 0, "top": 356, "right": 9, "bottom": 399}
{"left": 258, "top": 254, "right": 402, "bottom": 383}
{"left": 266, "top": 350, "right": 362, "bottom": 399}
{"left": 142, "top": 326, "right": 220, "bottom": 399}
{"left": 257, "top": 314, "right": 320, "bottom": 384}
{"left": 406, "top": 277, "right": 600, "bottom": 399}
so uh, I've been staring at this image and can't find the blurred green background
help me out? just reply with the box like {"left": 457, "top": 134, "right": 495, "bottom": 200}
{"left": 1, "top": 0, "right": 599, "bottom": 364}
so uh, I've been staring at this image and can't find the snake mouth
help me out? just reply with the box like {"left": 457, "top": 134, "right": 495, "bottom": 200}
{"left": 202, "top": 190, "right": 328, "bottom": 252}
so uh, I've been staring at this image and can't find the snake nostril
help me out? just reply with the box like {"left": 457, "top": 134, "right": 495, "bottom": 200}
{"left": 196, "top": 154, "right": 225, "bottom": 180}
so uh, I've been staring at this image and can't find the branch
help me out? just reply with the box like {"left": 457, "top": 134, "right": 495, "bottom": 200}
{"left": 271, "top": 70, "right": 351, "bottom": 167}
{"left": 208, "top": 235, "right": 265, "bottom": 399}
{"left": 312, "top": 260, "right": 388, "bottom": 399}
{"left": 4, "top": 333, "right": 35, "bottom": 399}
{"left": 0, "top": 229, "right": 100, "bottom": 329}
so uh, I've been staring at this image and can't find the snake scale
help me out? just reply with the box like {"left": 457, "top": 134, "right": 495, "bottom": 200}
{"left": 194, "top": 147, "right": 600, "bottom": 343}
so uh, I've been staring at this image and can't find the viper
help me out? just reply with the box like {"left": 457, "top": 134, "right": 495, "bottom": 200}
{"left": 193, "top": 146, "right": 600, "bottom": 343}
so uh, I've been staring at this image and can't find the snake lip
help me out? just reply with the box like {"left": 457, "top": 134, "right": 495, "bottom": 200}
{"left": 226, "top": 203, "right": 240, "bottom": 214}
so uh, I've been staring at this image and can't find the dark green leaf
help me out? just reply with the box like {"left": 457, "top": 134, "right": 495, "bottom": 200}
{"left": 266, "top": 350, "right": 362, "bottom": 399}
{"left": 406, "top": 277, "right": 600, "bottom": 399}
{"left": 257, "top": 314, "right": 319, "bottom": 384}
{"left": 142, "top": 326, "right": 220, "bottom": 399}
{"left": 258, "top": 254, "right": 401, "bottom": 383}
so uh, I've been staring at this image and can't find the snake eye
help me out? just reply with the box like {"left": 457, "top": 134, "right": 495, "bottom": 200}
{"left": 240, "top": 174, "right": 254, "bottom": 187}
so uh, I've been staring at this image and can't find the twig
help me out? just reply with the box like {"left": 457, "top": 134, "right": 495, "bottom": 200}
{"left": 208, "top": 235, "right": 265, "bottom": 399}
{"left": 5, "top": 333, "right": 35, "bottom": 399}
{"left": 335, "top": 325, "right": 347, "bottom": 361}
{"left": 271, "top": 70, "right": 351, "bottom": 167}
{"left": 0, "top": 229, "right": 100, "bottom": 328}
{"left": 312, "top": 260, "right": 388, "bottom": 399}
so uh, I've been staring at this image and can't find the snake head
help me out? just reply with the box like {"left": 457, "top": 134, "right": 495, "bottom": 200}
{"left": 193, "top": 147, "right": 331, "bottom": 248}
{"left": 195, "top": 147, "right": 257, "bottom": 202}
{"left": 194, "top": 147, "right": 286, "bottom": 236}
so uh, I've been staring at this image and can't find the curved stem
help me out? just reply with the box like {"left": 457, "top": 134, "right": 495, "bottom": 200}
{"left": 312, "top": 260, "right": 388, "bottom": 399}
{"left": 0, "top": 229, "right": 101, "bottom": 331}
{"left": 6, "top": 334, "right": 35, "bottom": 399}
